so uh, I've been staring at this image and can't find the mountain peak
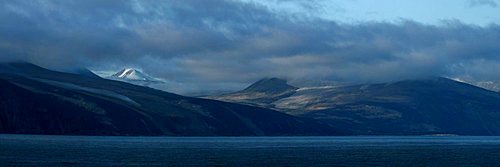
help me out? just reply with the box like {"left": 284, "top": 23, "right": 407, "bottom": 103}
{"left": 112, "top": 68, "right": 150, "bottom": 81}
{"left": 242, "top": 77, "right": 297, "bottom": 94}
{"left": 109, "top": 68, "right": 164, "bottom": 87}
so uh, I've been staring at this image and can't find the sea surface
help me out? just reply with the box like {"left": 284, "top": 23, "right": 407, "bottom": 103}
{"left": 2, "top": 135, "right": 500, "bottom": 166}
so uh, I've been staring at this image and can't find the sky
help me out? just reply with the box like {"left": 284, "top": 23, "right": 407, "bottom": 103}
{"left": 251, "top": 0, "right": 500, "bottom": 26}
{"left": 1, "top": 0, "right": 500, "bottom": 94}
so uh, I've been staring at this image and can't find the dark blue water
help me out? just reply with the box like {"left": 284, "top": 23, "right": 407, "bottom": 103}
{"left": 2, "top": 135, "right": 500, "bottom": 166}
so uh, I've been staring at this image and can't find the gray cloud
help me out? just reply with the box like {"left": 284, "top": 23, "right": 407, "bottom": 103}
{"left": 1, "top": 0, "right": 500, "bottom": 94}
{"left": 468, "top": 0, "right": 498, "bottom": 8}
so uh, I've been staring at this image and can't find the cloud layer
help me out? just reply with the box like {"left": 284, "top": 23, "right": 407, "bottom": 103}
{"left": 1, "top": 0, "right": 500, "bottom": 94}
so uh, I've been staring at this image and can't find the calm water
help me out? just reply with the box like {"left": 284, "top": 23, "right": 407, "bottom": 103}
{"left": 2, "top": 135, "right": 500, "bottom": 166}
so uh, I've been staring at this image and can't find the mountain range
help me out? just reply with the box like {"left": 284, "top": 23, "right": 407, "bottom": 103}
{"left": 2, "top": 62, "right": 500, "bottom": 136}
{"left": 209, "top": 77, "right": 500, "bottom": 135}
{"left": 0, "top": 62, "right": 338, "bottom": 136}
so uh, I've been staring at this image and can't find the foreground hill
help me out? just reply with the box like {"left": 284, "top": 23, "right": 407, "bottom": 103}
{"left": 210, "top": 77, "right": 500, "bottom": 135}
{"left": 0, "top": 62, "right": 339, "bottom": 136}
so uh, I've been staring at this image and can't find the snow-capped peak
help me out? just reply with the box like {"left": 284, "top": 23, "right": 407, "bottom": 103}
{"left": 111, "top": 68, "right": 156, "bottom": 81}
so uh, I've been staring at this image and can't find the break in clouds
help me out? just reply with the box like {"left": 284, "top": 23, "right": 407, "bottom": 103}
{"left": 1, "top": 0, "right": 500, "bottom": 93}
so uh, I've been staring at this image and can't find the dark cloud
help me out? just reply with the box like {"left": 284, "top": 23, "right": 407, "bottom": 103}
{"left": 1, "top": 0, "right": 500, "bottom": 94}
{"left": 468, "top": 0, "right": 498, "bottom": 8}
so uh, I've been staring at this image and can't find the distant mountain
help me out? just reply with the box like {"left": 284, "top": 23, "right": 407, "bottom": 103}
{"left": 0, "top": 62, "right": 339, "bottom": 136}
{"left": 210, "top": 78, "right": 298, "bottom": 108}
{"left": 112, "top": 68, "right": 153, "bottom": 81}
{"left": 108, "top": 68, "right": 163, "bottom": 86}
{"left": 209, "top": 77, "right": 500, "bottom": 135}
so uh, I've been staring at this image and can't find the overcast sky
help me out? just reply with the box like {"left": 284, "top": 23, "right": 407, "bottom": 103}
{"left": 1, "top": 0, "right": 500, "bottom": 94}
